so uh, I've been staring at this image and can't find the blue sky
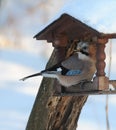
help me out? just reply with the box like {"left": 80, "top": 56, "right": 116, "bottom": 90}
{"left": 0, "top": 0, "right": 116, "bottom": 130}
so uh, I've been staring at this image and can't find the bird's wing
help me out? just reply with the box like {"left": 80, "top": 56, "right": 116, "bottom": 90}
{"left": 61, "top": 53, "right": 84, "bottom": 70}
{"left": 44, "top": 53, "right": 83, "bottom": 75}
{"left": 42, "top": 53, "right": 84, "bottom": 75}
{"left": 39, "top": 53, "right": 81, "bottom": 72}
{"left": 20, "top": 53, "right": 94, "bottom": 81}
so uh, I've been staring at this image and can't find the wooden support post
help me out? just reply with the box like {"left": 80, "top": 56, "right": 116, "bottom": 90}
{"left": 93, "top": 38, "right": 109, "bottom": 90}
{"left": 52, "top": 32, "right": 68, "bottom": 47}
{"left": 53, "top": 47, "right": 66, "bottom": 94}
{"left": 52, "top": 33, "right": 68, "bottom": 94}
{"left": 54, "top": 47, "right": 66, "bottom": 62}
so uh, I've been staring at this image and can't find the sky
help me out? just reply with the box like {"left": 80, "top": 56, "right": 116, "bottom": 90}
{"left": 0, "top": 0, "right": 116, "bottom": 130}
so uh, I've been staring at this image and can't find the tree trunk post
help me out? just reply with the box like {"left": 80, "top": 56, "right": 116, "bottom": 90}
{"left": 26, "top": 34, "right": 88, "bottom": 130}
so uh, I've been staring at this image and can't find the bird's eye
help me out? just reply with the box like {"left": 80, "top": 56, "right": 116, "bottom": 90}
{"left": 83, "top": 46, "right": 87, "bottom": 50}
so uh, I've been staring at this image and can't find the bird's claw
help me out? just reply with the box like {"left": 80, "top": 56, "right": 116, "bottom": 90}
{"left": 79, "top": 80, "right": 92, "bottom": 89}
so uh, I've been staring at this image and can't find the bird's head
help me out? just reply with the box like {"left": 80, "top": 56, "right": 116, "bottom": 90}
{"left": 74, "top": 41, "right": 96, "bottom": 62}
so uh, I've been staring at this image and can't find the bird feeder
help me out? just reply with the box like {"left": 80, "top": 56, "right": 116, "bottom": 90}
{"left": 34, "top": 13, "right": 116, "bottom": 95}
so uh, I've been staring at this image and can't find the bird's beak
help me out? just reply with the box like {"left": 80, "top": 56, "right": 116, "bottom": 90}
{"left": 74, "top": 48, "right": 80, "bottom": 52}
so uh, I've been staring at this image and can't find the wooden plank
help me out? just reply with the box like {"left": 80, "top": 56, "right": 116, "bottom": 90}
{"left": 109, "top": 80, "right": 116, "bottom": 88}
{"left": 54, "top": 90, "right": 116, "bottom": 96}
{"left": 101, "top": 33, "right": 116, "bottom": 39}
{"left": 53, "top": 80, "right": 116, "bottom": 96}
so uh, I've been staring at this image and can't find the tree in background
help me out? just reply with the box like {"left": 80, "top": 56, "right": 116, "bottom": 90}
{"left": 0, "top": 0, "right": 66, "bottom": 50}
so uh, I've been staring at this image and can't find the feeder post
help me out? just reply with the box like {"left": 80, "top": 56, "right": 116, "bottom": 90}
{"left": 52, "top": 33, "right": 68, "bottom": 61}
{"left": 93, "top": 38, "right": 109, "bottom": 90}
{"left": 52, "top": 33, "right": 68, "bottom": 93}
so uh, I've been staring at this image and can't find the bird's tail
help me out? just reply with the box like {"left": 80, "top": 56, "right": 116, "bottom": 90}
{"left": 20, "top": 70, "right": 61, "bottom": 81}
{"left": 20, "top": 72, "right": 42, "bottom": 81}
{"left": 41, "top": 71, "right": 60, "bottom": 78}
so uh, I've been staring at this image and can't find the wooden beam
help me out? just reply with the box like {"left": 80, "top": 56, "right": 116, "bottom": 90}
{"left": 54, "top": 80, "right": 116, "bottom": 96}
{"left": 52, "top": 33, "right": 68, "bottom": 47}
{"left": 55, "top": 90, "right": 116, "bottom": 96}
{"left": 109, "top": 80, "right": 116, "bottom": 88}
{"left": 100, "top": 33, "right": 116, "bottom": 39}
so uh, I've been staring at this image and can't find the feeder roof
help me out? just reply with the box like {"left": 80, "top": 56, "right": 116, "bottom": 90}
{"left": 34, "top": 13, "right": 101, "bottom": 43}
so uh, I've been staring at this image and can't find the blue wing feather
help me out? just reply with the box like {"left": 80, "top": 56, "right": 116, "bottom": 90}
{"left": 66, "top": 70, "right": 81, "bottom": 76}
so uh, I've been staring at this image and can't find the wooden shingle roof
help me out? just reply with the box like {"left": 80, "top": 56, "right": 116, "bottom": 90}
{"left": 34, "top": 13, "right": 101, "bottom": 43}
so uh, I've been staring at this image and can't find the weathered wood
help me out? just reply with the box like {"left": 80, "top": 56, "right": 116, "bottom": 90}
{"left": 109, "top": 80, "right": 116, "bottom": 88}
{"left": 26, "top": 49, "right": 116, "bottom": 130}
{"left": 26, "top": 50, "right": 57, "bottom": 130}
{"left": 54, "top": 80, "right": 116, "bottom": 96}
{"left": 26, "top": 13, "right": 116, "bottom": 130}
{"left": 55, "top": 90, "right": 116, "bottom": 96}
{"left": 52, "top": 33, "right": 68, "bottom": 47}
{"left": 46, "top": 96, "right": 87, "bottom": 130}
{"left": 26, "top": 47, "right": 88, "bottom": 130}
{"left": 34, "top": 14, "right": 101, "bottom": 43}
{"left": 52, "top": 46, "right": 66, "bottom": 94}
{"left": 100, "top": 33, "right": 116, "bottom": 39}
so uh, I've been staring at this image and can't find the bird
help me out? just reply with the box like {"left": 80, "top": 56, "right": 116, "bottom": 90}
{"left": 20, "top": 41, "right": 97, "bottom": 87}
